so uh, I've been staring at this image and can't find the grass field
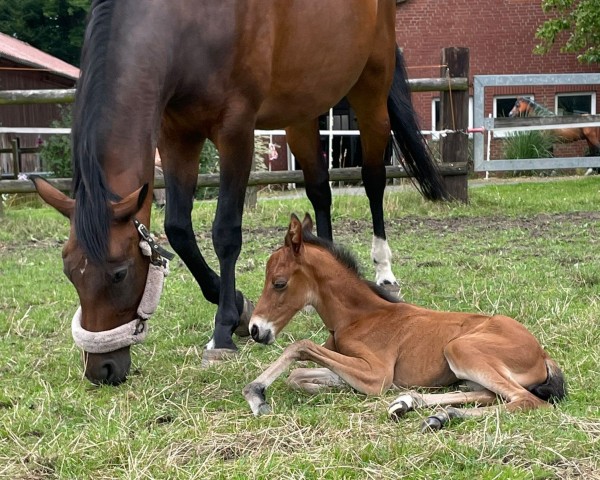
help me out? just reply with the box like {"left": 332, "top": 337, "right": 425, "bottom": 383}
{"left": 1, "top": 177, "right": 599, "bottom": 479}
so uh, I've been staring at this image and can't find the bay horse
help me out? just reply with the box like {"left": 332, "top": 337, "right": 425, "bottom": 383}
{"left": 31, "top": 0, "right": 448, "bottom": 385}
{"left": 509, "top": 96, "right": 600, "bottom": 157}
{"left": 243, "top": 214, "right": 566, "bottom": 431}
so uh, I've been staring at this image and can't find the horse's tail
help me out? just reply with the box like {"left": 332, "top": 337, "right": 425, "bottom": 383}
{"left": 529, "top": 356, "right": 567, "bottom": 404}
{"left": 387, "top": 47, "right": 449, "bottom": 201}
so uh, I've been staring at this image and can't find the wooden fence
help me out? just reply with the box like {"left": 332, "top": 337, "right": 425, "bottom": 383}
{"left": 0, "top": 47, "right": 470, "bottom": 201}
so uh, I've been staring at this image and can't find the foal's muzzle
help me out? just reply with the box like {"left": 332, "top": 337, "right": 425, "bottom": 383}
{"left": 249, "top": 317, "right": 275, "bottom": 345}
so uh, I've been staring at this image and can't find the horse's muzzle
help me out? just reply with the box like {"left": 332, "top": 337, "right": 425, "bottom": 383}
{"left": 84, "top": 347, "right": 131, "bottom": 385}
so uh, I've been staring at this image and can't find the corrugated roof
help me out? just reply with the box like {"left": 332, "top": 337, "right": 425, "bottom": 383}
{"left": 0, "top": 31, "right": 79, "bottom": 80}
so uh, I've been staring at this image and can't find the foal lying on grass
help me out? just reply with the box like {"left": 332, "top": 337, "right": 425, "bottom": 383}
{"left": 243, "top": 214, "right": 566, "bottom": 431}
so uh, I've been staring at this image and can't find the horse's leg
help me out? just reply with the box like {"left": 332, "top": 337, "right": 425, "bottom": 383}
{"left": 583, "top": 127, "right": 600, "bottom": 174}
{"left": 160, "top": 135, "right": 252, "bottom": 352}
{"left": 209, "top": 114, "right": 256, "bottom": 351}
{"left": 243, "top": 339, "right": 393, "bottom": 415}
{"left": 346, "top": 87, "right": 399, "bottom": 292}
{"left": 286, "top": 121, "right": 333, "bottom": 240}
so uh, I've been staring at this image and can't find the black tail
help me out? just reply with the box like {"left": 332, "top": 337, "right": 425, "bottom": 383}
{"left": 529, "top": 357, "right": 567, "bottom": 404}
{"left": 387, "top": 48, "right": 449, "bottom": 201}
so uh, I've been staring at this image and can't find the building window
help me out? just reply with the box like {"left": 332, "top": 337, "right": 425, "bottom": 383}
{"left": 555, "top": 93, "right": 595, "bottom": 115}
{"left": 432, "top": 97, "right": 474, "bottom": 139}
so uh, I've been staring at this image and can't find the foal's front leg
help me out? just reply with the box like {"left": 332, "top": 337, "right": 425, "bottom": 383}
{"left": 243, "top": 339, "right": 392, "bottom": 415}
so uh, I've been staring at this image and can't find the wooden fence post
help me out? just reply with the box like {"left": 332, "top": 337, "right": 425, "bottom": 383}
{"left": 11, "top": 137, "right": 21, "bottom": 179}
{"left": 440, "top": 47, "right": 469, "bottom": 202}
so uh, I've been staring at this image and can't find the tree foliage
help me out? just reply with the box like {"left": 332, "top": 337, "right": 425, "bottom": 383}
{"left": 535, "top": 0, "right": 600, "bottom": 64}
{"left": 0, "top": 0, "right": 90, "bottom": 66}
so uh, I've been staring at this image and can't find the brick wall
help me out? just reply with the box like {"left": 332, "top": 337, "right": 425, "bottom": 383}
{"left": 395, "top": 0, "right": 599, "bottom": 159}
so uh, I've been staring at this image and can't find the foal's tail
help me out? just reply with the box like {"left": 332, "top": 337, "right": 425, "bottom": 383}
{"left": 529, "top": 357, "right": 567, "bottom": 404}
{"left": 387, "top": 47, "right": 449, "bottom": 201}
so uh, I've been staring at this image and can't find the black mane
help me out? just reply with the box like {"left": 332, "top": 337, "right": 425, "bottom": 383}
{"left": 71, "top": 0, "right": 118, "bottom": 263}
{"left": 302, "top": 228, "right": 402, "bottom": 304}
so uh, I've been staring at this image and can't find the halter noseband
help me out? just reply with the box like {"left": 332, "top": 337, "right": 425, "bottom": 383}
{"left": 71, "top": 220, "right": 174, "bottom": 354}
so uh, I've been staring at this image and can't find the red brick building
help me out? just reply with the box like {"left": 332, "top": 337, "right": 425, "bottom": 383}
{"left": 395, "top": 0, "right": 599, "bottom": 160}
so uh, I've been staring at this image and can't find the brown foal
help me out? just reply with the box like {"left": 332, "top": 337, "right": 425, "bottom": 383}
{"left": 243, "top": 214, "right": 566, "bottom": 431}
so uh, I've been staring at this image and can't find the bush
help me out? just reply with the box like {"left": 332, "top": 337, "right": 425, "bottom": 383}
{"left": 502, "top": 130, "right": 557, "bottom": 176}
{"left": 39, "top": 106, "right": 72, "bottom": 178}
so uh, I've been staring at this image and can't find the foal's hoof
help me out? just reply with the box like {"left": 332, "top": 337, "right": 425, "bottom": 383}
{"left": 256, "top": 402, "right": 272, "bottom": 416}
{"left": 201, "top": 348, "right": 239, "bottom": 368}
{"left": 234, "top": 297, "right": 254, "bottom": 338}
{"left": 388, "top": 400, "right": 410, "bottom": 421}
{"left": 420, "top": 415, "right": 445, "bottom": 433}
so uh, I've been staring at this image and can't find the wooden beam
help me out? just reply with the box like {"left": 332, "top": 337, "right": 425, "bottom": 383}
{"left": 0, "top": 79, "right": 468, "bottom": 106}
{"left": 0, "top": 164, "right": 468, "bottom": 194}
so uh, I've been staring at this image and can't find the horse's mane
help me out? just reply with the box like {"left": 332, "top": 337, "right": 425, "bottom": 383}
{"left": 519, "top": 97, "right": 554, "bottom": 117}
{"left": 302, "top": 229, "right": 402, "bottom": 304}
{"left": 71, "top": 0, "right": 118, "bottom": 263}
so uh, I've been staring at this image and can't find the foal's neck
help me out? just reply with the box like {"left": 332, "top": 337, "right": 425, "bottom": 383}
{"left": 306, "top": 247, "right": 393, "bottom": 330}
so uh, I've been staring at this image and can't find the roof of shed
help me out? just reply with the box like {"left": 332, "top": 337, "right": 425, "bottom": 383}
{"left": 0, "top": 31, "right": 79, "bottom": 80}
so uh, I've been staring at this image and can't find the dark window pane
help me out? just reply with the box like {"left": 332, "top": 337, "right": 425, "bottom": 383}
{"left": 557, "top": 95, "right": 592, "bottom": 115}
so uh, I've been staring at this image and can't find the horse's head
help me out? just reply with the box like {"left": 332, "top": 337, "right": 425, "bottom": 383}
{"left": 508, "top": 97, "right": 533, "bottom": 118}
{"left": 249, "top": 213, "right": 315, "bottom": 345}
{"left": 31, "top": 176, "right": 160, "bottom": 385}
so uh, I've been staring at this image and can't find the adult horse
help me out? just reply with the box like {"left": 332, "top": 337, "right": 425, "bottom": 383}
{"left": 32, "top": 0, "right": 447, "bottom": 385}
{"left": 509, "top": 97, "right": 600, "bottom": 157}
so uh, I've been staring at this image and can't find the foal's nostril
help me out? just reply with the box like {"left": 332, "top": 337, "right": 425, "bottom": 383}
{"left": 251, "top": 324, "right": 259, "bottom": 340}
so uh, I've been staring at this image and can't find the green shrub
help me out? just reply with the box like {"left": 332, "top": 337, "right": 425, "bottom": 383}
{"left": 502, "top": 130, "right": 557, "bottom": 176}
{"left": 39, "top": 106, "right": 72, "bottom": 178}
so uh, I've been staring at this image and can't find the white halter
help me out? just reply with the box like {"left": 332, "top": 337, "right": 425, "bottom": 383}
{"left": 71, "top": 225, "right": 171, "bottom": 354}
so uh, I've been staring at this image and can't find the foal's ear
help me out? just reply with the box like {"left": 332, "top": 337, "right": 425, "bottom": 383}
{"left": 30, "top": 175, "right": 75, "bottom": 218}
{"left": 285, "top": 213, "right": 304, "bottom": 256}
{"left": 111, "top": 184, "right": 149, "bottom": 222}
{"left": 301, "top": 212, "right": 314, "bottom": 233}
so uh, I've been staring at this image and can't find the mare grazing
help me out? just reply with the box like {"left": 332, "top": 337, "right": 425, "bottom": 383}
{"left": 509, "top": 97, "right": 600, "bottom": 157}
{"left": 243, "top": 214, "right": 566, "bottom": 431}
{"left": 31, "top": 0, "right": 447, "bottom": 385}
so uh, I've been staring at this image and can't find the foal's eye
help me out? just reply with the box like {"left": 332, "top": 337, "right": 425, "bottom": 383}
{"left": 273, "top": 279, "right": 288, "bottom": 291}
{"left": 112, "top": 268, "right": 128, "bottom": 284}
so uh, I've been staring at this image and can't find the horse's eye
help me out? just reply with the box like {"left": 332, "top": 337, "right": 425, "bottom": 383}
{"left": 273, "top": 279, "right": 288, "bottom": 291}
{"left": 112, "top": 268, "right": 128, "bottom": 284}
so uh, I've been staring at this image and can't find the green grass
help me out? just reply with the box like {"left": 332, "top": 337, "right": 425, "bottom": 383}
{"left": 1, "top": 176, "right": 599, "bottom": 479}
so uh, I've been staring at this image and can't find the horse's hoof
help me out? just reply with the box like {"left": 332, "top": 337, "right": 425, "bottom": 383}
{"left": 420, "top": 415, "right": 445, "bottom": 433}
{"left": 201, "top": 348, "right": 239, "bottom": 368}
{"left": 388, "top": 400, "right": 409, "bottom": 421}
{"left": 234, "top": 297, "right": 254, "bottom": 338}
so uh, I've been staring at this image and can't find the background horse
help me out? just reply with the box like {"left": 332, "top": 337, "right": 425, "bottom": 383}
{"left": 243, "top": 214, "right": 566, "bottom": 431}
{"left": 32, "top": 0, "right": 447, "bottom": 385}
{"left": 509, "top": 97, "right": 600, "bottom": 159}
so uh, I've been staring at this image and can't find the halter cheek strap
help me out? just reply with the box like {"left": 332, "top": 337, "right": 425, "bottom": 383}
{"left": 71, "top": 222, "right": 172, "bottom": 354}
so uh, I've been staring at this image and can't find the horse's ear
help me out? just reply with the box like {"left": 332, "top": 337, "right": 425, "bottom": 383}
{"left": 301, "top": 212, "right": 314, "bottom": 233}
{"left": 285, "top": 213, "right": 304, "bottom": 256}
{"left": 111, "top": 184, "right": 149, "bottom": 222}
{"left": 30, "top": 175, "right": 74, "bottom": 218}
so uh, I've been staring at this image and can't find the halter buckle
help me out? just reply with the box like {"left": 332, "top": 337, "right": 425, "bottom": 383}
{"left": 133, "top": 219, "right": 175, "bottom": 263}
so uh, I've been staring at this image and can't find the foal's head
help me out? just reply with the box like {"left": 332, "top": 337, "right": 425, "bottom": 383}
{"left": 249, "top": 213, "right": 317, "bottom": 344}
{"left": 32, "top": 177, "right": 151, "bottom": 385}
{"left": 250, "top": 213, "right": 398, "bottom": 345}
